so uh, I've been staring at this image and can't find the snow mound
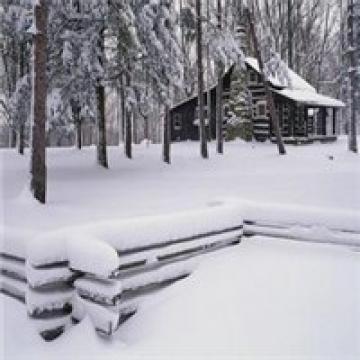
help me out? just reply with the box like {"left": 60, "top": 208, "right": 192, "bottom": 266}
{"left": 67, "top": 238, "right": 120, "bottom": 278}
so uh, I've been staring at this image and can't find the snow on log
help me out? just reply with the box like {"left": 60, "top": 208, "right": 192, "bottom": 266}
{"left": 0, "top": 227, "right": 35, "bottom": 260}
{"left": 0, "top": 276, "right": 27, "bottom": 303}
{"left": 239, "top": 200, "right": 360, "bottom": 233}
{"left": 26, "top": 286, "right": 74, "bottom": 316}
{"left": 92, "top": 204, "right": 243, "bottom": 252}
{"left": 74, "top": 278, "right": 123, "bottom": 306}
{"left": 119, "top": 258, "right": 196, "bottom": 295}
{"left": 26, "top": 261, "right": 74, "bottom": 289}
{"left": 0, "top": 256, "right": 26, "bottom": 281}
{"left": 67, "top": 239, "right": 120, "bottom": 278}
{"left": 244, "top": 223, "right": 360, "bottom": 248}
{"left": 27, "top": 234, "right": 68, "bottom": 267}
{"left": 79, "top": 297, "right": 121, "bottom": 336}
{"left": 115, "top": 229, "right": 242, "bottom": 274}
{"left": 71, "top": 293, "right": 87, "bottom": 323}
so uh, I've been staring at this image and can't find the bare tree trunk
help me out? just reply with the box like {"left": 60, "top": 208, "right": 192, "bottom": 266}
{"left": 119, "top": 74, "right": 125, "bottom": 143}
{"left": 19, "top": 124, "right": 25, "bottom": 154}
{"left": 133, "top": 112, "right": 137, "bottom": 145}
{"left": 124, "top": 70, "right": 132, "bottom": 159}
{"left": 287, "top": 0, "right": 293, "bottom": 69}
{"left": 316, "top": 4, "right": 330, "bottom": 93}
{"left": 247, "top": 8, "right": 286, "bottom": 155}
{"left": 18, "top": 41, "right": 26, "bottom": 155}
{"left": 30, "top": 0, "right": 47, "bottom": 204}
{"left": 348, "top": 0, "right": 358, "bottom": 153}
{"left": 162, "top": 105, "right": 171, "bottom": 164}
{"left": 10, "top": 129, "right": 17, "bottom": 148}
{"left": 96, "top": 84, "right": 108, "bottom": 167}
{"left": 206, "top": 0, "right": 212, "bottom": 141}
{"left": 196, "top": 0, "right": 208, "bottom": 159}
{"left": 216, "top": 0, "right": 224, "bottom": 154}
{"left": 339, "top": 0, "right": 346, "bottom": 131}
{"left": 71, "top": 101, "right": 82, "bottom": 150}
{"left": 96, "top": 29, "right": 108, "bottom": 168}
{"left": 76, "top": 118, "right": 82, "bottom": 150}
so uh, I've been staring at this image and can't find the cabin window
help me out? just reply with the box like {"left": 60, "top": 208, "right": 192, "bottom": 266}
{"left": 174, "top": 114, "right": 182, "bottom": 131}
{"left": 72, "top": 0, "right": 81, "bottom": 12}
{"left": 257, "top": 101, "right": 267, "bottom": 117}
{"left": 249, "top": 71, "right": 257, "bottom": 84}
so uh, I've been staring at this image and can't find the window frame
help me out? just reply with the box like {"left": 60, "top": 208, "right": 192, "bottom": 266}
{"left": 257, "top": 100, "right": 267, "bottom": 117}
{"left": 173, "top": 114, "right": 182, "bottom": 131}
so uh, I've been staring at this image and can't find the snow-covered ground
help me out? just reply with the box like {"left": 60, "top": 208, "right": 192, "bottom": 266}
{"left": 1, "top": 138, "right": 359, "bottom": 232}
{"left": 1, "top": 138, "right": 360, "bottom": 359}
{"left": 1, "top": 237, "right": 360, "bottom": 360}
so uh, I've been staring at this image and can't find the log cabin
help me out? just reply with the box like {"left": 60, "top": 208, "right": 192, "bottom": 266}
{"left": 170, "top": 25, "right": 345, "bottom": 145}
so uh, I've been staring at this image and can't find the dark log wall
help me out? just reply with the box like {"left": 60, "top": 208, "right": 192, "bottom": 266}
{"left": 247, "top": 69, "right": 268, "bottom": 141}
{"left": 171, "top": 64, "right": 338, "bottom": 142}
{"left": 170, "top": 69, "right": 232, "bottom": 142}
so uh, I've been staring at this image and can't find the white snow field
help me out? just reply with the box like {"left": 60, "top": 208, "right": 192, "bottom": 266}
{"left": 1, "top": 238, "right": 360, "bottom": 360}
{"left": 1, "top": 138, "right": 360, "bottom": 359}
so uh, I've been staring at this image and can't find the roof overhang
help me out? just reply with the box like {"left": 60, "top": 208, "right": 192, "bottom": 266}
{"left": 273, "top": 89, "right": 346, "bottom": 108}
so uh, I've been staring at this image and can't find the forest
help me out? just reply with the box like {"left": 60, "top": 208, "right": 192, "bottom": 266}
{"left": 0, "top": 0, "right": 359, "bottom": 203}
{"left": 1, "top": 1, "right": 360, "bottom": 357}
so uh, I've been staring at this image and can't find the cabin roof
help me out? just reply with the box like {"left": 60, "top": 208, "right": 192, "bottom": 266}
{"left": 170, "top": 66, "right": 234, "bottom": 111}
{"left": 245, "top": 57, "right": 316, "bottom": 92}
{"left": 246, "top": 57, "right": 345, "bottom": 108}
{"left": 171, "top": 57, "right": 345, "bottom": 111}
{"left": 273, "top": 89, "right": 345, "bottom": 108}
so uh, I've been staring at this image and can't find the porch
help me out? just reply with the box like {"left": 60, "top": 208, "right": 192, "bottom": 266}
{"left": 270, "top": 88, "right": 345, "bottom": 144}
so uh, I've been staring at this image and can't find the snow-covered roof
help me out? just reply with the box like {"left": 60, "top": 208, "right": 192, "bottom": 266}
{"left": 245, "top": 57, "right": 316, "bottom": 92}
{"left": 273, "top": 89, "right": 345, "bottom": 108}
{"left": 245, "top": 57, "right": 345, "bottom": 108}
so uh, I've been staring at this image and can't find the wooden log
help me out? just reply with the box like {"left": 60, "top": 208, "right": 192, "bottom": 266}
{"left": 115, "top": 225, "right": 243, "bottom": 257}
{"left": 243, "top": 222, "right": 360, "bottom": 248}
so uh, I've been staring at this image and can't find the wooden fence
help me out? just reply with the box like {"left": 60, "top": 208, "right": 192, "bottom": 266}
{"left": 0, "top": 224, "right": 243, "bottom": 340}
{"left": 1, "top": 210, "right": 359, "bottom": 341}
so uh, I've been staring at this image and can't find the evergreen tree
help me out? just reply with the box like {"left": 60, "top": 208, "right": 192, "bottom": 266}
{"left": 134, "top": 0, "right": 181, "bottom": 163}
{"left": 0, "top": 0, "right": 32, "bottom": 153}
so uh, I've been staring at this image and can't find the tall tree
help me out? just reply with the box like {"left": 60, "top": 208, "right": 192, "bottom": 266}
{"left": 196, "top": 0, "right": 208, "bottom": 158}
{"left": 134, "top": 0, "right": 181, "bottom": 163}
{"left": 206, "top": 0, "right": 212, "bottom": 142}
{"left": 287, "top": 0, "right": 293, "bottom": 69}
{"left": 30, "top": 0, "right": 48, "bottom": 203}
{"left": 216, "top": 0, "right": 224, "bottom": 154}
{"left": 347, "top": 0, "right": 358, "bottom": 152}
{"left": 0, "top": 0, "right": 32, "bottom": 154}
{"left": 246, "top": 7, "right": 286, "bottom": 155}
{"left": 124, "top": 64, "right": 133, "bottom": 159}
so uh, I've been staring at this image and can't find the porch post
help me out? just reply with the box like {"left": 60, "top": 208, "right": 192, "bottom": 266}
{"left": 303, "top": 106, "right": 308, "bottom": 137}
{"left": 289, "top": 103, "right": 295, "bottom": 137}
{"left": 321, "top": 108, "right": 327, "bottom": 136}
{"left": 332, "top": 108, "right": 337, "bottom": 135}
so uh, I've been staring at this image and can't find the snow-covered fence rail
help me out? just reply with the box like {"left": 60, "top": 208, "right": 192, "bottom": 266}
{"left": 241, "top": 201, "right": 360, "bottom": 248}
{"left": 0, "top": 251, "right": 77, "bottom": 340}
{"left": 2, "top": 201, "right": 358, "bottom": 341}
{"left": 0, "top": 253, "right": 27, "bottom": 303}
{"left": 0, "top": 204, "right": 244, "bottom": 340}
{"left": 70, "top": 220, "right": 243, "bottom": 335}
{"left": 243, "top": 220, "right": 360, "bottom": 248}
